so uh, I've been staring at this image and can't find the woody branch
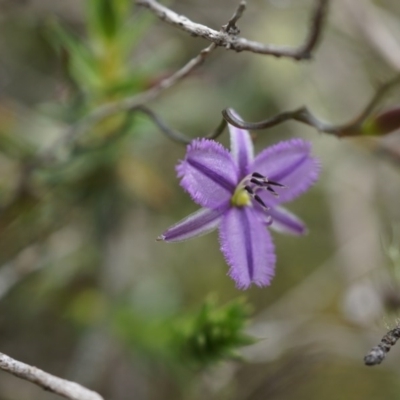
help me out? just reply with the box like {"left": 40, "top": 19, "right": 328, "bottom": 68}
{"left": 136, "top": 0, "right": 329, "bottom": 60}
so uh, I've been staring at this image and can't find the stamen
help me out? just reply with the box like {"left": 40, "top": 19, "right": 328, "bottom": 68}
{"left": 265, "top": 215, "right": 273, "bottom": 226}
{"left": 244, "top": 185, "right": 269, "bottom": 209}
{"left": 250, "top": 178, "right": 264, "bottom": 186}
{"left": 267, "top": 186, "right": 279, "bottom": 197}
{"left": 251, "top": 172, "right": 286, "bottom": 188}
{"left": 267, "top": 180, "right": 286, "bottom": 188}
{"left": 244, "top": 185, "right": 255, "bottom": 195}
{"left": 254, "top": 194, "right": 268, "bottom": 209}
{"left": 249, "top": 175, "right": 284, "bottom": 198}
{"left": 251, "top": 178, "right": 286, "bottom": 190}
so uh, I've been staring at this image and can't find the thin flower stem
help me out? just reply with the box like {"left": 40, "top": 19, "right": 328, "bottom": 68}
{"left": 222, "top": 106, "right": 341, "bottom": 134}
{"left": 136, "top": 0, "right": 329, "bottom": 60}
{"left": 222, "top": 74, "right": 400, "bottom": 137}
{"left": 135, "top": 106, "right": 227, "bottom": 144}
{"left": 0, "top": 352, "right": 104, "bottom": 400}
{"left": 207, "top": 117, "right": 228, "bottom": 140}
{"left": 351, "top": 75, "right": 400, "bottom": 126}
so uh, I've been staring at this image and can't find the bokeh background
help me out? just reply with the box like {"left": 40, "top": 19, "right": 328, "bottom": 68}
{"left": 0, "top": 0, "right": 400, "bottom": 399}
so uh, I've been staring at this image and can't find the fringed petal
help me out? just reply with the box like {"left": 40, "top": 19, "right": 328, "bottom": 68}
{"left": 177, "top": 139, "right": 238, "bottom": 209}
{"left": 251, "top": 139, "right": 320, "bottom": 206}
{"left": 219, "top": 207, "right": 276, "bottom": 289}
{"left": 228, "top": 111, "right": 254, "bottom": 178}
{"left": 268, "top": 206, "right": 307, "bottom": 235}
{"left": 158, "top": 205, "right": 228, "bottom": 242}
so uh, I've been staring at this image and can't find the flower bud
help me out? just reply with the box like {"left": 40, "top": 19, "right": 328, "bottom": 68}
{"left": 362, "top": 106, "right": 400, "bottom": 136}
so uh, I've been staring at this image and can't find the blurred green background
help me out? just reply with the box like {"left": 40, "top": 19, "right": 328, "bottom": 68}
{"left": 1, "top": 0, "right": 400, "bottom": 399}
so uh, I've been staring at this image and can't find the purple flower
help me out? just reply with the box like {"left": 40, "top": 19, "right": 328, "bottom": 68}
{"left": 158, "top": 119, "right": 320, "bottom": 289}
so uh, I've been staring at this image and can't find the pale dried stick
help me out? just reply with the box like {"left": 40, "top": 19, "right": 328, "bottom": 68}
{"left": 136, "top": 0, "right": 329, "bottom": 60}
{"left": 0, "top": 352, "right": 104, "bottom": 400}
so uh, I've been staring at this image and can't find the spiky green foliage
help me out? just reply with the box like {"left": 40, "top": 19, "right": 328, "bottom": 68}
{"left": 173, "top": 296, "right": 256, "bottom": 368}
{"left": 46, "top": 0, "right": 151, "bottom": 101}
{"left": 114, "top": 296, "right": 256, "bottom": 369}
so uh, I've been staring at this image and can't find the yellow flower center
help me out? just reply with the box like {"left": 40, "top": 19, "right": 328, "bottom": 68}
{"left": 231, "top": 187, "right": 251, "bottom": 207}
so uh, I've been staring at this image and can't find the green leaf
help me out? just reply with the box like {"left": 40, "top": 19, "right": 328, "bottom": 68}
{"left": 87, "top": 0, "right": 117, "bottom": 40}
{"left": 87, "top": 0, "right": 130, "bottom": 41}
{"left": 46, "top": 19, "right": 102, "bottom": 92}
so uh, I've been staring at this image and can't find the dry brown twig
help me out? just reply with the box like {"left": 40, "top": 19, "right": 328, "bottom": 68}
{"left": 136, "top": 0, "right": 329, "bottom": 59}
{"left": 0, "top": 352, "right": 104, "bottom": 400}
{"left": 364, "top": 326, "right": 400, "bottom": 366}
{"left": 222, "top": 0, "right": 247, "bottom": 37}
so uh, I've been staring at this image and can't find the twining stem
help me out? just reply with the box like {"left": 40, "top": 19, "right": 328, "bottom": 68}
{"left": 222, "top": 74, "right": 400, "bottom": 137}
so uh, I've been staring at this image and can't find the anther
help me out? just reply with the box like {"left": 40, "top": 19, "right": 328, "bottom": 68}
{"left": 244, "top": 185, "right": 255, "bottom": 195}
{"left": 266, "top": 186, "right": 279, "bottom": 197}
{"left": 267, "top": 180, "right": 286, "bottom": 188}
{"left": 249, "top": 178, "right": 282, "bottom": 198}
{"left": 244, "top": 185, "right": 269, "bottom": 209}
{"left": 254, "top": 194, "right": 268, "bottom": 209}
{"left": 250, "top": 178, "right": 264, "bottom": 186}
{"left": 251, "top": 172, "right": 287, "bottom": 188}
